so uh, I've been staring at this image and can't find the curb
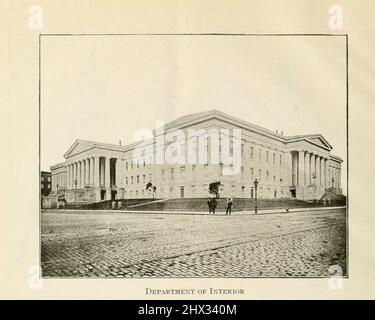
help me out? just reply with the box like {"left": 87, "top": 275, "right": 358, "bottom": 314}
{"left": 43, "top": 206, "right": 346, "bottom": 217}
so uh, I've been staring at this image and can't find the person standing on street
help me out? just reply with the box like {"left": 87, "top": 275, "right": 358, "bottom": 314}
{"left": 207, "top": 197, "right": 212, "bottom": 214}
{"left": 226, "top": 197, "right": 233, "bottom": 215}
{"left": 211, "top": 197, "right": 217, "bottom": 214}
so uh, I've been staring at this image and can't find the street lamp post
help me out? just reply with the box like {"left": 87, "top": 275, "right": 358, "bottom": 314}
{"left": 74, "top": 179, "right": 78, "bottom": 204}
{"left": 253, "top": 179, "right": 259, "bottom": 214}
{"left": 56, "top": 184, "right": 59, "bottom": 209}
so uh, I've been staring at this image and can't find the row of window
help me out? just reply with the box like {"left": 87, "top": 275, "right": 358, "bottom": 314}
{"left": 124, "top": 185, "right": 286, "bottom": 197}
{"left": 246, "top": 146, "right": 283, "bottom": 166}
{"left": 41, "top": 176, "right": 51, "bottom": 182}
{"left": 124, "top": 166, "right": 284, "bottom": 184}
{"left": 126, "top": 173, "right": 152, "bottom": 185}
{"left": 123, "top": 146, "right": 283, "bottom": 170}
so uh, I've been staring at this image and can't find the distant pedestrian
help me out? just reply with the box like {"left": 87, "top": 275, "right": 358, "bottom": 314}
{"left": 226, "top": 197, "right": 233, "bottom": 215}
{"left": 211, "top": 198, "right": 217, "bottom": 214}
{"left": 207, "top": 197, "right": 212, "bottom": 213}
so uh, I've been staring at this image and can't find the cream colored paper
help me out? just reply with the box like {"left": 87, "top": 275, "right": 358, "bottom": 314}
{"left": 1, "top": 0, "right": 374, "bottom": 299}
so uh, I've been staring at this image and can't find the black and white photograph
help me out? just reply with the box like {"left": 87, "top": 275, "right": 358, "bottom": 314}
{"left": 40, "top": 34, "right": 347, "bottom": 278}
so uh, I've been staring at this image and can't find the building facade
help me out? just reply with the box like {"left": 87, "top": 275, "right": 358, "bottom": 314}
{"left": 40, "top": 171, "right": 52, "bottom": 196}
{"left": 49, "top": 110, "right": 343, "bottom": 204}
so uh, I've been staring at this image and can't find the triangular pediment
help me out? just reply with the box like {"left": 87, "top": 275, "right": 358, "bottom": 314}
{"left": 306, "top": 136, "right": 332, "bottom": 150}
{"left": 63, "top": 140, "right": 94, "bottom": 158}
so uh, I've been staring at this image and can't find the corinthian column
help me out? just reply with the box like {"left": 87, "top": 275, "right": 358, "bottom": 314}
{"left": 85, "top": 159, "right": 90, "bottom": 186}
{"left": 316, "top": 155, "right": 321, "bottom": 186}
{"left": 105, "top": 157, "right": 111, "bottom": 188}
{"left": 305, "top": 152, "right": 310, "bottom": 186}
{"left": 298, "top": 151, "right": 305, "bottom": 186}
{"left": 93, "top": 157, "right": 100, "bottom": 187}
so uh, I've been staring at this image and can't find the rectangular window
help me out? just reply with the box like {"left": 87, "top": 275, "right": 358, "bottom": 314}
{"left": 250, "top": 146, "right": 254, "bottom": 160}
{"left": 149, "top": 173, "right": 152, "bottom": 182}
{"left": 47, "top": 177, "right": 51, "bottom": 182}
{"left": 162, "top": 169, "right": 165, "bottom": 180}
{"left": 126, "top": 177, "right": 128, "bottom": 185}
{"left": 204, "top": 164, "right": 209, "bottom": 175}
{"left": 143, "top": 174, "right": 146, "bottom": 183}
{"left": 192, "top": 165, "right": 196, "bottom": 173}
{"left": 259, "top": 170, "right": 262, "bottom": 180}
{"left": 191, "top": 184, "right": 196, "bottom": 194}
{"left": 266, "top": 171, "right": 269, "bottom": 181}
{"left": 180, "top": 166, "right": 186, "bottom": 176}
{"left": 126, "top": 162, "right": 128, "bottom": 170}
{"left": 137, "top": 175, "right": 139, "bottom": 183}
{"left": 241, "top": 166, "right": 244, "bottom": 176}
{"left": 280, "top": 154, "right": 282, "bottom": 166}
{"left": 266, "top": 151, "right": 269, "bottom": 162}
{"left": 171, "top": 168, "right": 174, "bottom": 179}
{"left": 131, "top": 176, "right": 134, "bottom": 184}
{"left": 241, "top": 143, "right": 244, "bottom": 156}
{"left": 259, "top": 149, "right": 262, "bottom": 161}
{"left": 273, "top": 153, "right": 276, "bottom": 164}
{"left": 250, "top": 168, "right": 254, "bottom": 180}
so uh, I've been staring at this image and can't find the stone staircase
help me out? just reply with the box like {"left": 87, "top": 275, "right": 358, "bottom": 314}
{"left": 118, "top": 198, "right": 316, "bottom": 212}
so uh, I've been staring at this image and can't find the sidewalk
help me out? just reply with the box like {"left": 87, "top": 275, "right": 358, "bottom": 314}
{"left": 44, "top": 206, "right": 346, "bottom": 216}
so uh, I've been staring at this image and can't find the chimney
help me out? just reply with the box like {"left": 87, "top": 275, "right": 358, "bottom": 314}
{"left": 281, "top": 131, "right": 284, "bottom": 136}
{"left": 276, "top": 129, "right": 279, "bottom": 134}
{"left": 119, "top": 140, "right": 122, "bottom": 146}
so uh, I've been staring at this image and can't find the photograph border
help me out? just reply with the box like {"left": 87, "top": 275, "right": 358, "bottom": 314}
{"left": 38, "top": 33, "right": 349, "bottom": 279}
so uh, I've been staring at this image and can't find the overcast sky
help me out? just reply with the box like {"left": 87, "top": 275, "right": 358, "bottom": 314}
{"left": 41, "top": 35, "right": 347, "bottom": 193}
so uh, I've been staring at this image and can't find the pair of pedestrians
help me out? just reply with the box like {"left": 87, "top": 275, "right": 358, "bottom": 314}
{"left": 207, "top": 197, "right": 233, "bottom": 215}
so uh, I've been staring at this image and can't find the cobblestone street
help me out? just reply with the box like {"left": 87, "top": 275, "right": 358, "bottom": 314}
{"left": 41, "top": 208, "right": 346, "bottom": 278}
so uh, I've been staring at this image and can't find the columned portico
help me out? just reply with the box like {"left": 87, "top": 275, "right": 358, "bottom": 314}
{"left": 289, "top": 149, "right": 331, "bottom": 200}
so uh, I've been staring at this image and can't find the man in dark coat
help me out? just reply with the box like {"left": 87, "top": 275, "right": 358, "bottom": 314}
{"left": 226, "top": 197, "right": 233, "bottom": 215}
{"left": 211, "top": 198, "right": 217, "bottom": 214}
{"left": 207, "top": 197, "right": 212, "bottom": 213}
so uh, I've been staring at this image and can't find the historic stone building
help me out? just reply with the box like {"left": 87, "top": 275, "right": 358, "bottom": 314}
{"left": 49, "top": 110, "right": 343, "bottom": 204}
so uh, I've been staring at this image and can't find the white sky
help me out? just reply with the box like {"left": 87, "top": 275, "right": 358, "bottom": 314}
{"left": 41, "top": 35, "right": 347, "bottom": 193}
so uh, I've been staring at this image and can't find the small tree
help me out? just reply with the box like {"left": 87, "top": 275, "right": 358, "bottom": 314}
{"left": 146, "top": 182, "right": 157, "bottom": 198}
{"left": 209, "top": 181, "right": 222, "bottom": 198}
